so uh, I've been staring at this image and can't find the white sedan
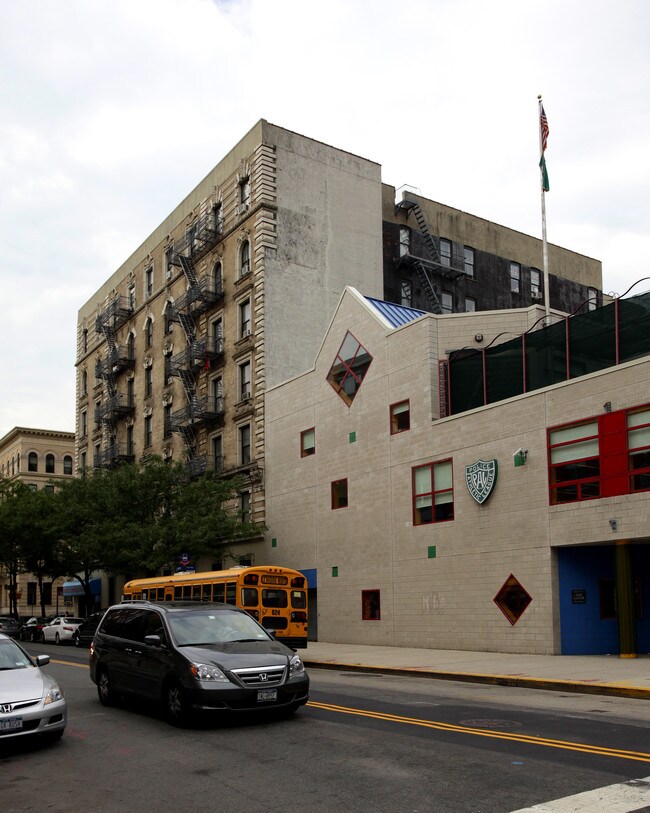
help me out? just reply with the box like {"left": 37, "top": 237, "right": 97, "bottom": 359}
{"left": 41, "top": 617, "right": 84, "bottom": 645}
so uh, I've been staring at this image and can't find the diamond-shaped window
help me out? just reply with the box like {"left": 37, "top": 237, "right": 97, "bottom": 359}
{"left": 493, "top": 574, "right": 532, "bottom": 625}
{"left": 326, "top": 332, "right": 372, "bottom": 406}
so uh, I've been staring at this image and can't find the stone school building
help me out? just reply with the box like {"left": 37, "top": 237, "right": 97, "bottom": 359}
{"left": 264, "top": 287, "right": 650, "bottom": 656}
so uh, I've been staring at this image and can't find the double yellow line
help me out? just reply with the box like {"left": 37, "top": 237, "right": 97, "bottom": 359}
{"left": 308, "top": 701, "right": 650, "bottom": 763}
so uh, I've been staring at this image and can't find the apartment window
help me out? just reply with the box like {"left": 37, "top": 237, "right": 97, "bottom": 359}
{"left": 81, "top": 370, "right": 88, "bottom": 396}
{"left": 531, "top": 269, "right": 541, "bottom": 297}
{"left": 239, "top": 424, "right": 251, "bottom": 465}
{"left": 212, "top": 317, "right": 224, "bottom": 355}
{"left": 145, "top": 266, "right": 154, "bottom": 299}
{"left": 301, "top": 428, "right": 315, "bottom": 457}
{"left": 510, "top": 262, "right": 520, "bottom": 293}
{"left": 400, "top": 279, "right": 412, "bottom": 307}
{"left": 164, "top": 403, "right": 172, "bottom": 438}
{"left": 239, "top": 299, "right": 251, "bottom": 338}
{"left": 128, "top": 284, "right": 136, "bottom": 311}
{"left": 588, "top": 287, "right": 598, "bottom": 311}
{"left": 63, "top": 455, "right": 73, "bottom": 475}
{"left": 164, "top": 301, "right": 174, "bottom": 334}
{"left": 390, "top": 401, "right": 410, "bottom": 434}
{"left": 213, "top": 202, "right": 224, "bottom": 234}
{"left": 239, "top": 176, "right": 251, "bottom": 208}
{"left": 548, "top": 421, "right": 600, "bottom": 504}
{"left": 81, "top": 410, "right": 87, "bottom": 438}
{"left": 463, "top": 246, "right": 475, "bottom": 278}
{"left": 413, "top": 459, "right": 454, "bottom": 525}
{"left": 439, "top": 238, "right": 451, "bottom": 267}
{"left": 80, "top": 451, "right": 87, "bottom": 474}
{"left": 145, "top": 366, "right": 153, "bottom": 398}
{"left": 240, "top": 240, "right": 251, "bottom": 277}
{"left": 399, "top": 227, "right": 410, "bottom": 257}
{"left": 127, "top": 377, "right": 135, "bottom": 407}
{"left": 127, "top": 332, "right": 135, "bottom": 360}
{"left": 213, "top": 261, "right": 223, "bottom": 296}
{"left": 239, "top": 361, "right": 251, "bottom": 400}
{"left": 240, "top": 490, "right": 251, "bottom": 523}
{"left": 441, "top": 291, "right": 453, "bottom": 313}
{"left": 28, "top": 452, "right": 38, "bottom": 472}
{"left": 164, "top": 350, "right": 173, "bottom": 385}
{"left": 145, "top": 318, "right": 153, "bottom": 348}
{"left": 628, "top": 407, "right": 650, "bottom": 492}
{"left": 44, "top": 484, "right": 54, "bottom": 494}
{"left": 82, "top": 328, "right": 88, "bottom": 353}
{"left": 331, "top": 478, "right": 348, "bottom": 509}
{"left": 45, "top": 454, "right": 55, "bottom": 474}
{"left": 212, "top": 376, "right": 223, "bottom": 414}
{"left": 362, "top": 590, "right": 380, "bottom": 621}
{"left": 165, "top": 244, "right": 174, "bottom": 280}
{"left": 465, "top": 297, "right": 476, "bottom": 313}
{"left": 144, "top": 415, "right": 153, "bottom": 448}
{"left": 94, "top": 443, "right": 101, "bottom": 467}
{"left": 127, "top": 425, "right": 134, "bottom": 456}
{"left": 326, "top": 331, "right": 373, "bottom": 406}
{"left": 212, "top": 435, "right": 223, "bottom": 472}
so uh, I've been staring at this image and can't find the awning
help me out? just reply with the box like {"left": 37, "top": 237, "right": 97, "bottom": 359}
{"left": 62, "top": 578, "right": 101, "bottom": 597}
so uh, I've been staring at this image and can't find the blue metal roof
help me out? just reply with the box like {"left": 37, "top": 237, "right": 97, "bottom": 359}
{"left": 364, "top": 297, "right": 427, "bottom": 329}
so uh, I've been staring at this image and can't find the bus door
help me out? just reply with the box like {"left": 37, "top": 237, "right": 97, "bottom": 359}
{"left": 164, "top": 587, "right": 174, "bottom": 601}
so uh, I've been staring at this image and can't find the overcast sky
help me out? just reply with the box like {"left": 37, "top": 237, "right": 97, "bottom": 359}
{"left": 1, "top": 0, "right": 649, "bottom": 439}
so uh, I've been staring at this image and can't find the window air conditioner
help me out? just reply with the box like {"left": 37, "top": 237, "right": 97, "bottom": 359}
{"left": 532, "top": 291, "right": 543, "bottom": 300}
{"left": 242, "top": 328, "right": 251, "bottom": 338}
{"left": 238, "top": 203, "right": 249, "bottom": 215}
{"left": 241, "top": 389, "right": 251, "bottom": 401}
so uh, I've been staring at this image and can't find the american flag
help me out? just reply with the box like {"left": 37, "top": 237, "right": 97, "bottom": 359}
{"left": 540, "top": 104, "right": 549, "bottom": 152}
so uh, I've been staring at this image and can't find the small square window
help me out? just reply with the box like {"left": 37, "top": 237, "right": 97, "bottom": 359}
{"left": 301, "top": 428, "right": 315, "bottom": 457}
{"left": 390, "top": 401, "right": 410, "bottom": 434}
{"left": 362, "top": 590, "right": 380, "bottom": 620}
{"left": 331, "top": 478, "right": 348, "bottom": 509}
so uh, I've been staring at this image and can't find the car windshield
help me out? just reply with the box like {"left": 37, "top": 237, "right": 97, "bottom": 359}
{"left": 168, "top": 611, "right": 271, "bottom": 646}
{"left": 0, "top": 639, "right": 33, "bottom": 670}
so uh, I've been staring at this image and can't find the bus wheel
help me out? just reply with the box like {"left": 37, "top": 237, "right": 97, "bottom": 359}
{"left": 164, "top": 680, "right": 192, "bottom": 727}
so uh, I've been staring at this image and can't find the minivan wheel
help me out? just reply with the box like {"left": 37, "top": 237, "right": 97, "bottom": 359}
{"left": 164, "top": 680, "right": 192, "bottom": 727}
{"left": 97, "top": 668, "right": 116, "bottom": 707}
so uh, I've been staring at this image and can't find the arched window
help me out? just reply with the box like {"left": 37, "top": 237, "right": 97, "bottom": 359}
{"left": 164, "top": 301, "right": 174, "bottom": 334}
{"left": 82, "top": 370, "right": 88, "bottom": 396}
{"left": 240, "top": 241, "right": 251, "bottom": 278}
{"left": 45, "top": 454, "right": 55, "bottom": 474}
{"left": 213, "top": 261, "right": 223, "bottom": 295}
{"left": 28, "top": 452, "right": 38, "bottom": 472}
{"left": 63, "top": 455, "right": 73, "bottom": 475}
{"left": 145, "top": 317, "right": 153, "bottom": 348}
{"left": 127, "top": 332, "right": 135, "bottom": 360}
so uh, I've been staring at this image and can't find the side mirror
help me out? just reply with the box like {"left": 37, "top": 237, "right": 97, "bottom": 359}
{"left": 144, "top": 634, "right": 162, "bottom": 648}
{"left": 35, "top": 655, "right": 50, "bottom": 666}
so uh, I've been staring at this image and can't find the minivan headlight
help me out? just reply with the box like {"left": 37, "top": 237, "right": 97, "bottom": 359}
{"left": 190, "top": 663, "right": 230, "bottom": 682}
{"left": 44, "top": 684, "right": 64, "bottom": 705}
{"left": 289, "top": 654, "right": 305, "bottom": 675}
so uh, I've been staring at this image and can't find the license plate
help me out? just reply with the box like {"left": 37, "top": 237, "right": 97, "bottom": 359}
{"left": 257, "top": 689, "right": 277, "bottom": 703}
{"left": 0, "top": 717, "right": 23, "bottom": 731}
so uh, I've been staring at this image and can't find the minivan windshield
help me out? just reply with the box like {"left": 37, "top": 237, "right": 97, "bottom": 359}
{"left": 168, "top": 610, "right": 272, "bottom": 646}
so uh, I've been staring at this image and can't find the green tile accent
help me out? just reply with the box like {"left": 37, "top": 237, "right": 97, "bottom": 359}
{"left": 349, "top": 431, "right": 356, "bottom": 443}
{"left": 271, "top": 538, "right": 277, "bottom": 548}
{"left": 332, "top": 566, "right": 339, "bottom": 577}
{"left": 428, "top": 546, "right": 437, "bottom": 559}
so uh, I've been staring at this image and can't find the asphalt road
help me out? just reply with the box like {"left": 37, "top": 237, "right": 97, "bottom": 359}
{"left": 2, "top": 642, "right": 650, "bottom": 813}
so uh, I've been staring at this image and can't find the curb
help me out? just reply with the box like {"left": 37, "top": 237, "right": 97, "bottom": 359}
{"left": 304, "top": 659, "right": 650, "bottom": 701}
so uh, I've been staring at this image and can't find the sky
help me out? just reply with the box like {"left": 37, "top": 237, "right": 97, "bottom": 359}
{"left": 1, "top": 0, "right": 649, "bottom": 439}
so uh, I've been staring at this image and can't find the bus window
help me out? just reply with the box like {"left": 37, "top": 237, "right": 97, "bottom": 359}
{"left": 202, "top": 584, "right": 212, "bottom": 601}
{"left": 141, "top": 590, "right": 149, "bottom": 600}
{"left": 174, "top": 586, "right": 182, "bottom": 600}
{"left": 213, "top": 583, "right": 225, "bottom": 602}
{"left": 225, "top": 582, "right": 237, "bottom": 605}
{"left": 291, "top": 590, "right": 306, "bottom": 609}
{"left": 156, "top": 588, "right": 165, "bottom": 601}
{"left": 183, "top": 585, "right": 192, "bottom": 600}
{"left": 192, "top": 585, "right": 202, "bottom": 601}
{"left": 262, "top": 589, "right": 288, "bottom": 608}
{"left": 241, "top": 588, "right": 258, "bottom": 607}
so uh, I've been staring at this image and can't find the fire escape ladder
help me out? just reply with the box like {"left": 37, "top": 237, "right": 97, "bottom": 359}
{"left": 177, "top": 424, "right": 197, "bottom": 457}
{"left": 409, "top": 201, "right": 442, "bottom": 266}
{"left": 178, "top": 254, "right": 198, "bottom": 288}
{"left": 413, "top": 260, "right": 443, "bottom": 314}
{"left": 178, "top": 368, "right": 196, "bottom": 403}
{"left": 175, "top": 310, "right": 197, "bottom": 345}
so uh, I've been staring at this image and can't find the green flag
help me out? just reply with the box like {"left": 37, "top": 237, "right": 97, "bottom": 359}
{"left": 539, "top": 154, "right": 550, "bottom": 192}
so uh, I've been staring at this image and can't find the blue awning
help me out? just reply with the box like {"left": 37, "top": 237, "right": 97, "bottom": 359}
{"left": 62, "top": 578, "right": 101, "bottom": 597}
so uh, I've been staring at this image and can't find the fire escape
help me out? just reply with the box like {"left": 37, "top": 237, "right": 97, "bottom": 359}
{"left": 94, "top": 295, "right": 135, "bottom": 468}
{"left": 169, "top": 209, "right": 225, "bottom": 477}
{"left": 395, "top": 191, "right": 465, "bottom": 314}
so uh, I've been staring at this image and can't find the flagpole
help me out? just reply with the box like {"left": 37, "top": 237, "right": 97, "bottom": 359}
{"left": 538, "top": 95, "right": 550, "bottom": 323}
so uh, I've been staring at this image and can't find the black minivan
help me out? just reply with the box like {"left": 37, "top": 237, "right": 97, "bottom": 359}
{"left": 89, "top": 601, "right": 309, "bottom": 725}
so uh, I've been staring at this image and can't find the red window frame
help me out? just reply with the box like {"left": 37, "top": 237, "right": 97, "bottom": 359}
{"left": 412, "top": 459, "right": 454, "bottom": 526}
{"left": 547, "top": 420, "right": 600, "bottom": 505}
{"left": 628, "top": 407, "right": 650, "bottom": 493}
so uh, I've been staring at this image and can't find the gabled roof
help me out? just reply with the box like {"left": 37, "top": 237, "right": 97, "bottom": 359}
{"left": 363, "top": 296, "right": 427, "bottom": 329}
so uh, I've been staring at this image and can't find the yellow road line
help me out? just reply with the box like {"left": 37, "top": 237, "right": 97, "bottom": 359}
{"left": 307, "top": 701, "right": 650, "bottom": 763}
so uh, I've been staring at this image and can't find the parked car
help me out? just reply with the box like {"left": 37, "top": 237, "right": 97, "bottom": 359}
{"left": 41, "top": 616, "right": 84, "bottom": 645}
{"left": 0, "top": 617, "right": 19, "bottom": 638}
{"left": 18, "top": 616, "right": 54, "bottom": 642}
{"left": 0, "top": 632, "right": 67, "bottom": 744}
{"left": 90, "top": 601, "right": 309, "bottom": 726}
{"left": 72, "top": 612, "right": 104, "bottom": 648}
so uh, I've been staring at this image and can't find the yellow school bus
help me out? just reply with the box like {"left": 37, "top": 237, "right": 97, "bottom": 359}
{"left": 122, "top": 565, "right": 308, "bottom": 649}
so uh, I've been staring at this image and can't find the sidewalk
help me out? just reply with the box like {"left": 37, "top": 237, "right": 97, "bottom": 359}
{"left": 303, "top": 641, "right": 650, "bottom": 700}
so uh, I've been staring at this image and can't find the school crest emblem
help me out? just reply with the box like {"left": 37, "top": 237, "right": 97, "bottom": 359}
{"left": 465, "top": 459, "right": 498, "bottom": 504}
